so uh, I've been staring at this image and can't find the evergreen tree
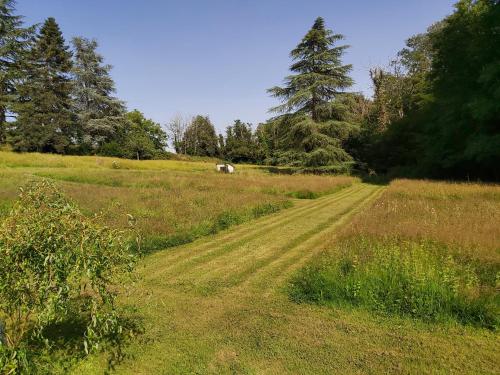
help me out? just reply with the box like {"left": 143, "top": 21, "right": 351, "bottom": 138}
{"left": 0, "top": 0, "right": 33, "bottom": 143}
{"left": 11, "top": 17, "right": 75, "bottom": 153}
{"left": 268, "top": 17, "right": 353, "bottom": 121}
{"left": 71, "top": 37, "right": 125, "bottom": 151}
{"left": 182, "top": 115, "right": 219, "bottom": 157}
{"left": 266, "top": 17, "right": 357, "bottom": 167}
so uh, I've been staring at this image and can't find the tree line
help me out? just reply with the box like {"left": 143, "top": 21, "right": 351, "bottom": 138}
{"left": 167, "top": 0, "right": 499, "bottom": 180}
{"left": 0, "top": 1, "right": 168, "bottom": 159}
{"left": 1, "top": 0, "right": 498, "bottom": 179}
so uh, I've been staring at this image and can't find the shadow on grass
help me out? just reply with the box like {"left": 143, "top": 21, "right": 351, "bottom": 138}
{"left": 357, "top": 173, "right": 392, "bottom": 186}
{"left": 24, "top": 307, "right": 144, "bottom": 374}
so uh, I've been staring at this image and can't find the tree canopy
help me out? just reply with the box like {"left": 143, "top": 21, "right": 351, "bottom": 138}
{"left": 182, "top": 115, "right": 219, "bottom": 157}
{"left": 0, "top": 2, "right": 498, "bottom": 179}
{"left": 11, "top": 17, "right": 75, "bottom": 153}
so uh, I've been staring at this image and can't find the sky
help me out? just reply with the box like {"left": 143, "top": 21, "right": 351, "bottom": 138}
{"left": 17, "top": 0, "right": 456, "bottom": 133}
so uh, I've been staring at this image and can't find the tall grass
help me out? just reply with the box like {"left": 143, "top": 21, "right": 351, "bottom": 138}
{"left": 290, "top": 179, "right": 500, "bottom": 328}
{"left": 290, "top": 238, "right": 499, "bottom": 328}
{"left": 341, "top": 179, "right": 500, "bottom": 262}
{"left": 0, "top": 151, "right": 355, "bottom": 252}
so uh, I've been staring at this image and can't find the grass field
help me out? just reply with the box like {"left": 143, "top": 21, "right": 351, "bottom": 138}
{"left": 0, "top": 151, "right": 355, "bottom": 252}
{"left": 0, "top": 152, "right": 499, "bottom": 374}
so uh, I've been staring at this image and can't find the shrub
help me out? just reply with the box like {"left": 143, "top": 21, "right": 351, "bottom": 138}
{"left": 289, "top": 237, "right": 499, "bottom": 328}
{"left": 0, "top": 180, "right": 137, "bottom": 372}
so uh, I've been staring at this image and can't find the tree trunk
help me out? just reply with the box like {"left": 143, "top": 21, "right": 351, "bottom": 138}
{"left": 0, "top": 105, "right": 6, "bottom": 144}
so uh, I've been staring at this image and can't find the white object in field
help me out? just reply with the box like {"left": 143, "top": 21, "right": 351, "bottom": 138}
{"left": 215, "top": 163, "right": 235, "bottom": 173}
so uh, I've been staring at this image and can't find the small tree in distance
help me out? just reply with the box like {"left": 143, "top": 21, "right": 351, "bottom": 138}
{"left": 182, "top": 115, "right": 219, "bottom": 157}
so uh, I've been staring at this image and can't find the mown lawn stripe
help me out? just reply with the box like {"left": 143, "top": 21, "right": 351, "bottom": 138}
{"left": 145, "top": 185, "right": 366, "bottom": 280}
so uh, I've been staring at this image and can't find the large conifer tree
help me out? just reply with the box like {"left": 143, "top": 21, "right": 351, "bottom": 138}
{"left": 12, "top": 17, "right": 75, "bottom": 153}
{"left": 0, "top": 0, "right": 33, "bottom": 143}
{"left": 71, "top": 37, "right": 125, "bottom": 151}
{"left": 268, "top": 17, "right": 353, "bottom": 121}
{"left": 267, "top": 17, "right": 357, "bottom": 167}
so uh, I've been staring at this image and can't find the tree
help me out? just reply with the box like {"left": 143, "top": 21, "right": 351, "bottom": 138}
{"left": 10, "top": 17, "right": 75, "bottom": 153}
{"left": 266, "top": 17, "right": 357, "bottom": 167}
{"left": 420, "top": 0, "right": 500, "bottom": 179}
{"left": 121, "top": 110, "right": 167, "bottom": 160}
{"left": 268, "top": 17, "right": 353, "bottom": 122}
{"left": 166, "top": 113, "right": 189, "bottom": 154}
{"left": 367, "top": 24, "right": 439, "bottom": 134}
{"left": 360, "top": 0, "right": 500, "bottom": 180}
{"left": 182, "top": 115, "right": 219, "bottom": 157}
{"left": 71, "top": 37, "right": 125, "bottom": 151}
{"left": 0, "top": 0, "right": 33, "bottom": 143}
{"left": 223, "top": 120, "right": 256, "bottom": 163}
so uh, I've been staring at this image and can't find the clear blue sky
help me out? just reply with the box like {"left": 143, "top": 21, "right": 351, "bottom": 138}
{"left": 18, "top": 0, "right": 456, "bottom": 133}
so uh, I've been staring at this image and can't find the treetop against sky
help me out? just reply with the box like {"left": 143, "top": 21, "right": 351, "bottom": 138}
{"left": 17, "top": 0, "right": 455, "bottom": 131}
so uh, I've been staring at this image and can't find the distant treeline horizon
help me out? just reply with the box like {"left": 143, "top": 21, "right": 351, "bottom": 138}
{"left": 0, "top": 0, "right": 498, "bottom": 180}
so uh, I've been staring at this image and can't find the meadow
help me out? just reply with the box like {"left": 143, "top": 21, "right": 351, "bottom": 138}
{"left": 0, "top": 151, "right": 355, "bottom": 252}
{"left": 291, "top": 179, "right": 500, "bottom": 327}
{"left": 0, "top": 151, "right": 499, "bottom": 374}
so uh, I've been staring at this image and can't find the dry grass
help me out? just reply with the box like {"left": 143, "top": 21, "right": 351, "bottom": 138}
{"left": 292, "top": 179, "right": 499, "bottom": 330}
{"left": 340, "top": 179, "right": 500, "bottom": 264}
{"left": 0, "top": 150, "right": 217, "bottom": 171}
{"left": 0, "top": 151, "right": 356, "bottom": 247}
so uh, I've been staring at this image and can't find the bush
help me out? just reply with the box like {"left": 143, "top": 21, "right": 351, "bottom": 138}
{"left": 289, "top": 237, "right": 499, "bottom": 328}
{"left": 0, "top": 180, "right": 137, "bottom": 372}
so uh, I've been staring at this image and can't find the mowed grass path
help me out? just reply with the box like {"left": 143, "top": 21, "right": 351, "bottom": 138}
{"left": 75, "top": 183, "right": 498, "bottom": 374}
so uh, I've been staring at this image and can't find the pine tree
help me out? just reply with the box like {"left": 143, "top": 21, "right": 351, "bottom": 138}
{"left": 0, "top": 0, "right": 33, "bottom": 143}
{"left": 268, "top": 17, "right": 353, "bottom": 122}
{"left": 12, "top": 17, "right": 75, "bottom": 153}
{"left": 71, "top": 37, "right": 125, "bottom": 151}
{"left": 266, "top": 17, "right": 357, "bottom": 167}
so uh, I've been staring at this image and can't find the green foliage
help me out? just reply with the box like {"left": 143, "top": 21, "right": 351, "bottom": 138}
{"left": 363, "top": 0, "right": 500, "bottom": 180}
{"left": 71, "top": 36, "right": 126, "bottom": 152}
{"left": 182, "top": 115, "right": 219, "bottom": 157}
{"left": 266, "top": 18, "right": 358, "bottom": 168}
{"left": 0, "top": 180, "right": 137, "bottom": 372}
{"left": 0, "top": 0, "right": 34, "bottom": 144}
{"left": 421, "top": 0, "right": 500, "bottom": 179}
{"left": 289, "top": 238, "right": 499, "bottom": 328}
{"left": 98, "top": 110, "right": 168, "bottom": 160}
{"left": 10, "top": 17, "right": 76, "bottom": 154}
{"left": 223, "top": 120, "right": 257, "bottom": 163}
